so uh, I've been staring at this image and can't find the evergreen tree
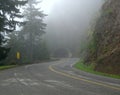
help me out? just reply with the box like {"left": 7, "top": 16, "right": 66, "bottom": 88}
{"left": 6, "top": 0, "right": 49, "bottom": 64}
{"left": 22, "top": 0, "right": 47, "bottom": 62}
{"left": 0, "top": 0, "right": 27, "bottom": 62}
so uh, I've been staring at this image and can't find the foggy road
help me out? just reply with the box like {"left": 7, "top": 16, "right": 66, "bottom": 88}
{"left": 0, "top": 58, "right": 120, "bottom": 95}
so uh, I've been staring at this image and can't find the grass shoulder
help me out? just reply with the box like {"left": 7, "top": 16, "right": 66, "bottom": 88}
{"left": 0, "top": 65, "right": 17, "bottom": 70}
{"left": 0, "top": 58, "right": 58, "bottom": 71}
{"left": 74, "top": 61, "right": 120, "bottom": 79}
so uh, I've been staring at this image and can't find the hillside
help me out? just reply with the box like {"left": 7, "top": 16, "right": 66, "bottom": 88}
{"left": 86, "top": 0, "right": 120, "bottom": 75}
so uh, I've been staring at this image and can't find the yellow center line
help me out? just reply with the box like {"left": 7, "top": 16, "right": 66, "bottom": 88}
{"left": 49, "top": 65, "right": 120, "bottom": 91}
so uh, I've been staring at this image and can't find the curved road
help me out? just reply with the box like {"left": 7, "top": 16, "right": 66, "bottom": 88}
{"left": 0, "top": 58, "right": 120, "bottom": 95}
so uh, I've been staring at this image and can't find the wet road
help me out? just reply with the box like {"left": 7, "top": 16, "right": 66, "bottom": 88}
{"left": 0, "top": 58, "right": 120, "bottom": 95}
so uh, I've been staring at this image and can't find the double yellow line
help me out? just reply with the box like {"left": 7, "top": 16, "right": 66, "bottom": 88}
{"left": 49, "top": 65, "right": 120, "bottom": 91}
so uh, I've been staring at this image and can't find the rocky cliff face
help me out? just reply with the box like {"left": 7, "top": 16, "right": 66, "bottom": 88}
{"left": 87, "top": 0, "right": 120, "bottom": 75}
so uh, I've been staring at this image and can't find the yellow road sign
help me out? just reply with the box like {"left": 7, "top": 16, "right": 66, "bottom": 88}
{"left": 16, "top": 52, "right": 20, "bottom": 59}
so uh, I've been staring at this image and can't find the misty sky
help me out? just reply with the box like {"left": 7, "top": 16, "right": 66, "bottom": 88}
{"left": 40, "top": 0, "right": 104, "bottom": 52}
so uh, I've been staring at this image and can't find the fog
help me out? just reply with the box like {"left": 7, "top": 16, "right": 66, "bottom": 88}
{"left": 42, "top": 0, "right": 104, "bottom": 57}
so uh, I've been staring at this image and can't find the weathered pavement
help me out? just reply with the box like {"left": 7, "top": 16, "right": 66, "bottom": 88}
{"left": 0, "top": 58, "right": 120, "bottom": 95}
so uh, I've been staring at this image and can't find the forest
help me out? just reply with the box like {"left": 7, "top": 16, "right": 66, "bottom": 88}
{"left": 0, "top": 0, "right": 49, "bottom": 65}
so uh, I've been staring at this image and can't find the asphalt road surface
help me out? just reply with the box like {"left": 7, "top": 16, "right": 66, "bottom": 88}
{"left": 0, "top": 58, "right": 120, "bottom": 95}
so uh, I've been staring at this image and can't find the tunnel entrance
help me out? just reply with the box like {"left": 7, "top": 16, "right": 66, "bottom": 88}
{"left": 53, "top": 48, "right": 71, "bottom": 58}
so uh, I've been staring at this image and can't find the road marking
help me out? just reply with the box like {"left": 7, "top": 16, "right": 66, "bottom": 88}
{"left": 44, "top": 80, "right": 73, "bottom": 88}
{"left": 49, "top": 65, "right": 120, "bottom": 91}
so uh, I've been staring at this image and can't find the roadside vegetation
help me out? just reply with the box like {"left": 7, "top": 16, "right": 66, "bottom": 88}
{"left": 75, "top": 61, "right": 120, "bottom": 79}
{"left": 0, "top": 0, "right": 50, "bottom": 67}
{"left": 0, "top": 65, "right": 17, "bottom": 70}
